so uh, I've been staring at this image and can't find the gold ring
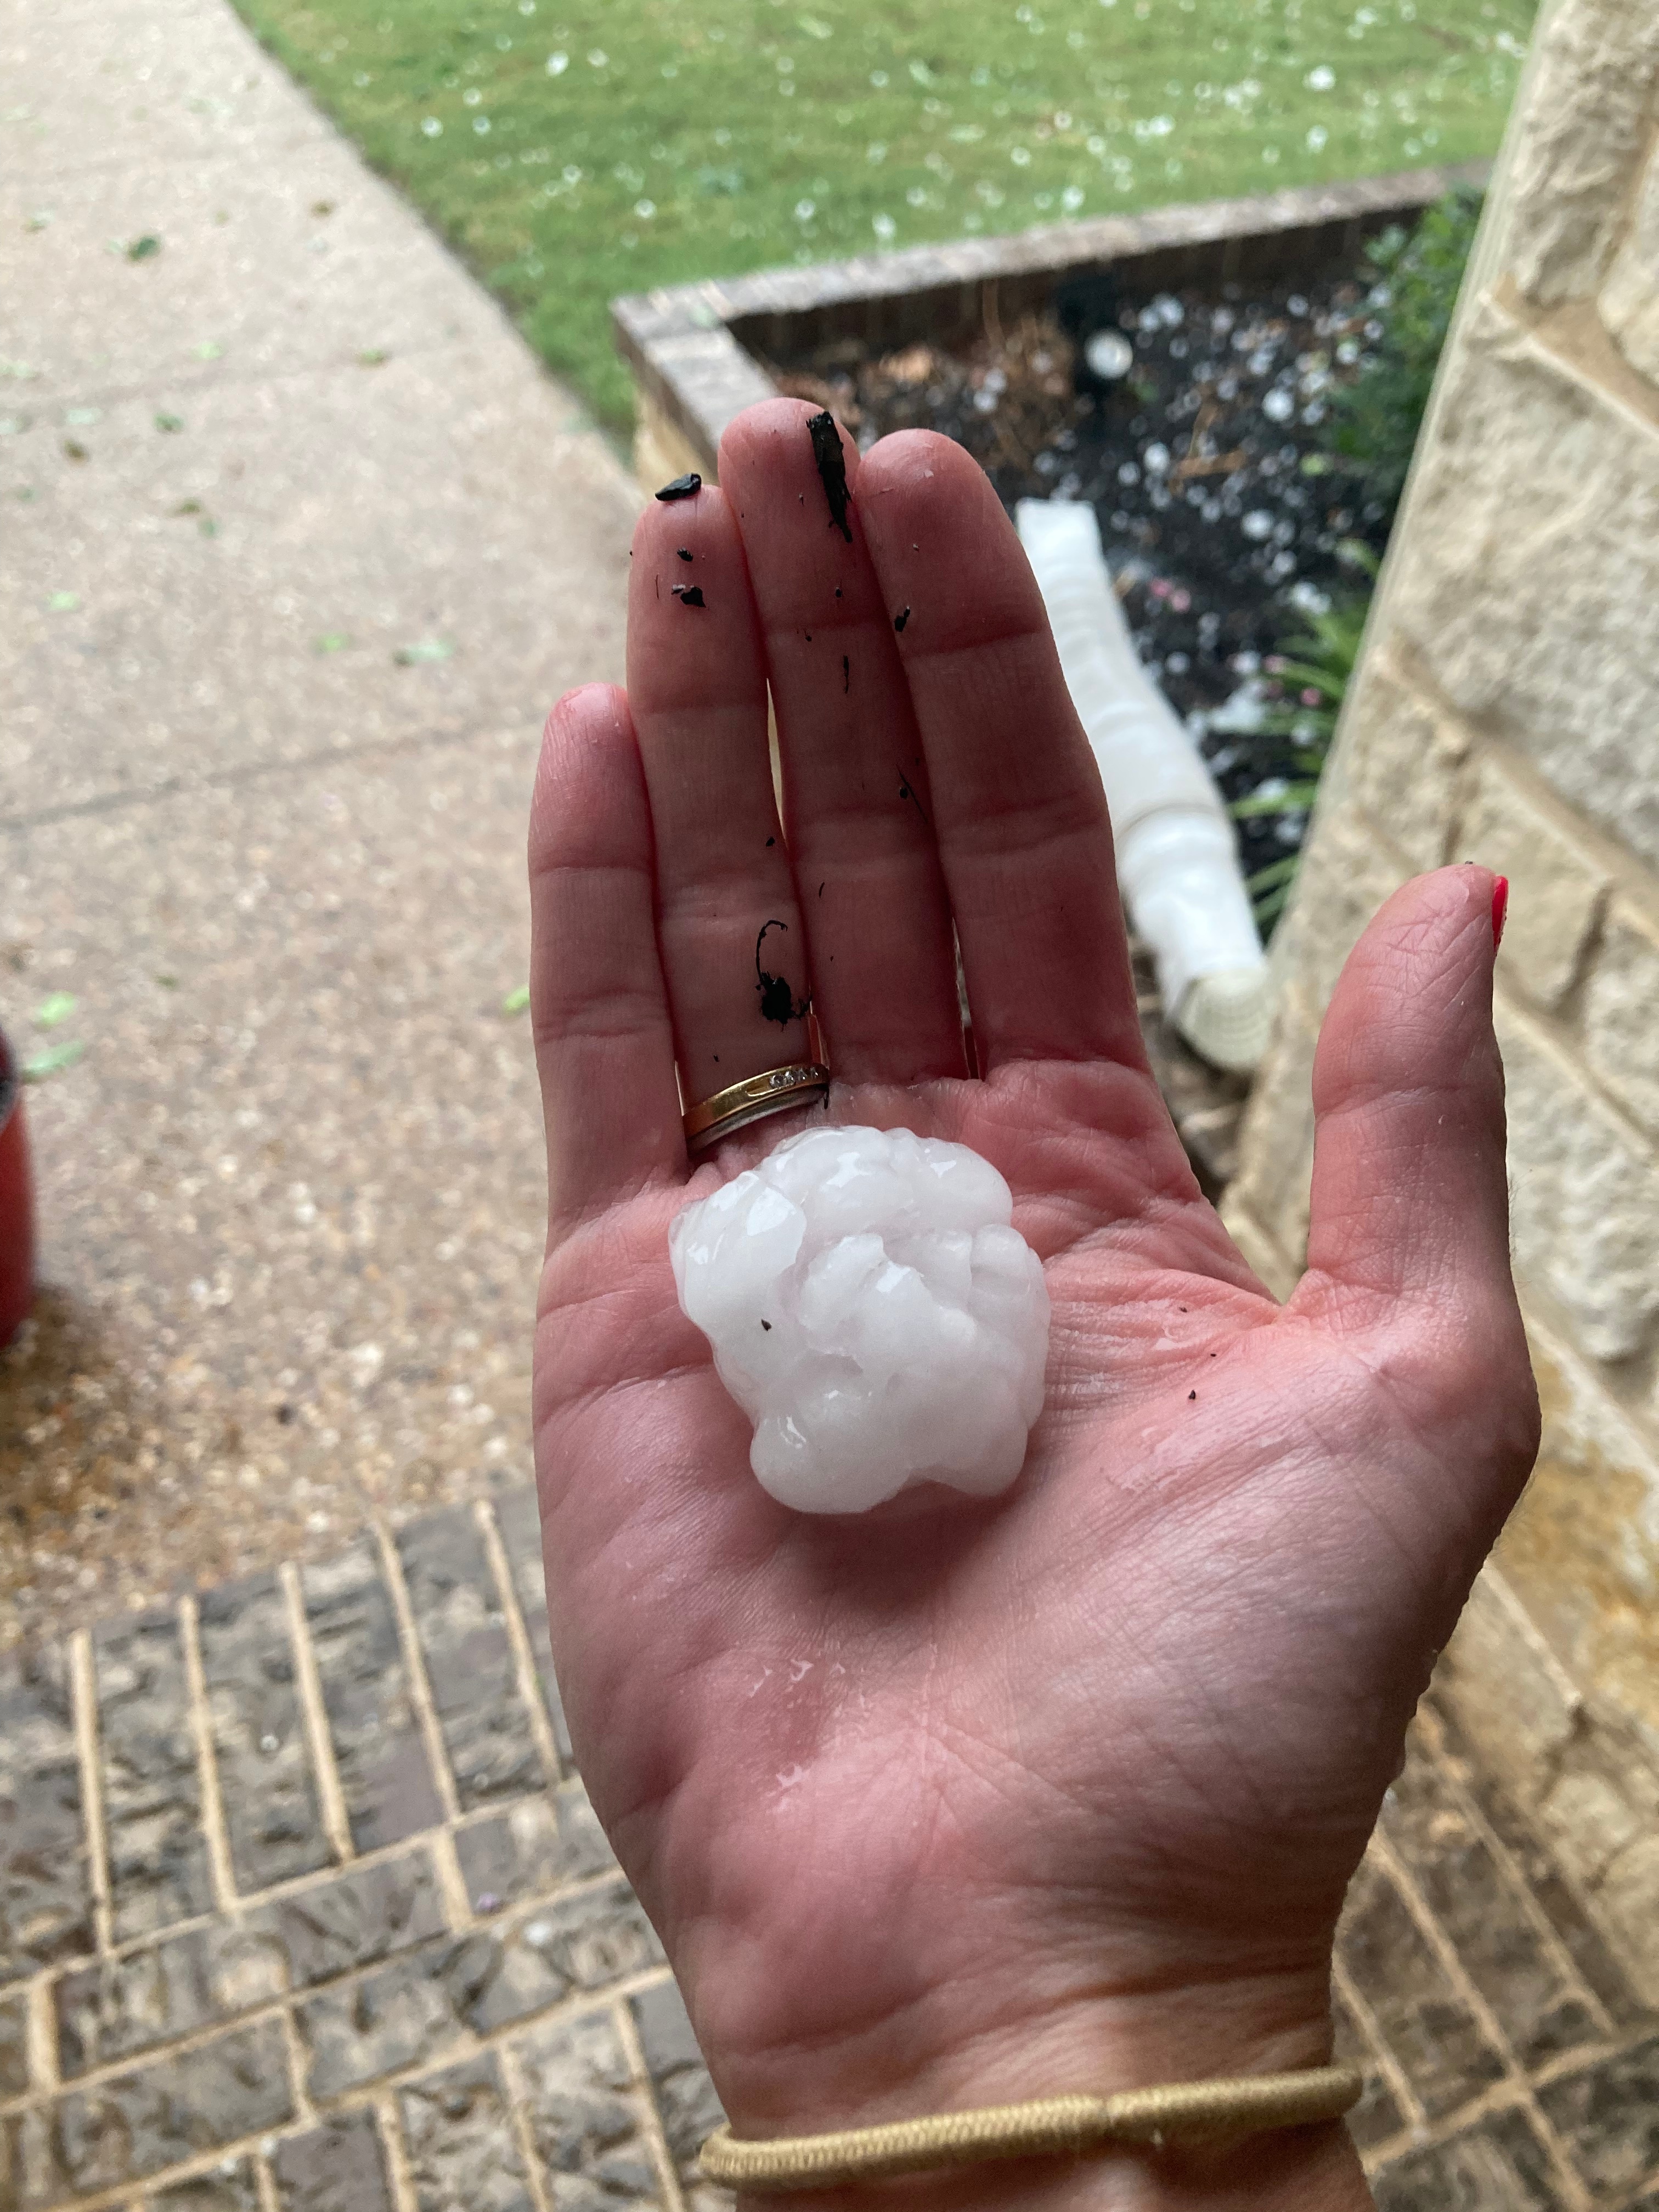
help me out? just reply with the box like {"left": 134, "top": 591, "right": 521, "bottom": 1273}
{"left": 682, "top": 1061, "right": 831, "bottom": 1152}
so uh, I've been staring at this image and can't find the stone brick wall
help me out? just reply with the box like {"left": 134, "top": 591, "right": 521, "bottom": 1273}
{"left": 1223, "top": 0, "right": 1659, "bottom": 2006}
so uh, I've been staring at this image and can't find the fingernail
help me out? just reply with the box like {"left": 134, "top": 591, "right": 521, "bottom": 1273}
{"left": 1491, "top": 875, "right": 1509, "bottom": 953}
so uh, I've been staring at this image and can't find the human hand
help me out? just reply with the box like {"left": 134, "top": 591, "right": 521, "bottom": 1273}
{"left": 527, "top": 399, "right": 1539, "bottom": 2209}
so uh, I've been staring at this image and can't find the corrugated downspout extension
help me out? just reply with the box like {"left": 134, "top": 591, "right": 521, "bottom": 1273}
{"left": 1017, "top": 497, "right": 1274, "bottom": 1074}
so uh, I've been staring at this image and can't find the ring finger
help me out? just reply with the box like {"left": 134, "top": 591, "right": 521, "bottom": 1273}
{"left": 625, "top": 481, "right": 814, "bottom": 1117}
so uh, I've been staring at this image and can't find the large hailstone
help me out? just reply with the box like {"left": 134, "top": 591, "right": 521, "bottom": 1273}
{"left": 669, "top": 1124, "right": 1050, "bottom": 1514}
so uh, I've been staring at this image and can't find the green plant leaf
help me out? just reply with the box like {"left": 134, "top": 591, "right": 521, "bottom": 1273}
{"left": 126, "top": 233, "right": 161, "bottom": 261}
{"left": 33, "top": 992, "right": 76, "bottom": 1029}
{"left": 394, "top": 638, "right": 454, "bottom": 664}
{"left": 1231, "top": 783, "right": 1319, "bottom": 820}
{"left": 46, "top": 590, "right": 79, "bottom": 612}
{"left": 1268, "top": 657, "right": 1348, "bottom": 697}
{"left": 1251, "top": 882, "right": 1294, "bottom": 928}
{"left": 500, "top": 984, "right": 531, "bottom": 1015}
{"left": 314, "top": 631, "right": 351, "bottom": 654}
{"left": 1246, "top": 856, "right": 1303, "bottom": 894}
{"left": 22, "top": 1039, "right": 85, "bottom": 1082}
{"left": 154, "top": 411, "right": 185, "bottom": 433}
{"left": 1323, "top": 187, "right": 1482, "bottom": 518}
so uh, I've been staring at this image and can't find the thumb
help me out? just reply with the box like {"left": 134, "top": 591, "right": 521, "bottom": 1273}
{"left": 1295, "top": 865, "right": 1524, "bottom": 1359}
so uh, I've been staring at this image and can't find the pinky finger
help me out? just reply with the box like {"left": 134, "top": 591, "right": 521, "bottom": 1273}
{"left": 529, "top": 684, "right": 684, "bottom": 1235}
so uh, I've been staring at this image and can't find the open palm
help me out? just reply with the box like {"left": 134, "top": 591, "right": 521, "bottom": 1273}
{"left": 528, "top": 400, "right": 1538, "bottom": 2207}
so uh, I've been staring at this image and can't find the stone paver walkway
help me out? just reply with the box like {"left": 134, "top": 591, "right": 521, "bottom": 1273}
{"left": 0, "top": 0, "right": 640, "bottom": 1641}
{"left": 0, "top": 1487, "right": 1656, "bottom": 2211}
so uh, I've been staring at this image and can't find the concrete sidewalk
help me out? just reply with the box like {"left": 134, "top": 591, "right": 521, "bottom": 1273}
{"left": 1, "top": 0, "right": 641, "bottom": 1644}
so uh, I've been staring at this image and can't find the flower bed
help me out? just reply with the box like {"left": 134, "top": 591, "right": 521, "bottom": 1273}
{"left": 616, "top": 164, "right": 1482, "bottom": 920}
{"left": 611, "top": 165, "right": 1483, "bottom": 1182}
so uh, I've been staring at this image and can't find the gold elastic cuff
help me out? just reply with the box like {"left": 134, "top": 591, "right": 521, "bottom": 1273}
{"left": 699, "top": 2064, "right": 1364, "bottom": 2192}
{"left": 682, "top": 1062, "right": 831, "bottom": 1153}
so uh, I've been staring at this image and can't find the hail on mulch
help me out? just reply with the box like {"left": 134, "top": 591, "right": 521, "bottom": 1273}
{"left": 766, "top": 264, "right": 1392, "bottom": 891}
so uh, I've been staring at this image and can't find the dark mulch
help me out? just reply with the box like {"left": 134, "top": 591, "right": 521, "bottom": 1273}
{"left": 766, "top": 259, "right": 1389, "bottom": 887}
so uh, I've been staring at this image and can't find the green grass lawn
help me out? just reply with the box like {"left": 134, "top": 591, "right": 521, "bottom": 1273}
{"left": 232, "top": 0, "right": 1535, "bottom": 432}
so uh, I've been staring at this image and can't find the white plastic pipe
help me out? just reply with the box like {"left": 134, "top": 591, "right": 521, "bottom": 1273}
{"left": 1015, "top": 498, "right": 1273, "bottom": 1073}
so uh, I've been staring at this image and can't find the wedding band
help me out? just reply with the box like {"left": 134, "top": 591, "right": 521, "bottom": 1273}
{"left": 682, "top": 1061, "right": 831, "bottom": 1152}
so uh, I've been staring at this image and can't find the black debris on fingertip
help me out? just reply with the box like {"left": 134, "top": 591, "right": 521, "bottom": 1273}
{"left": 806, "top": 409, "right": 853, "bottom": 543}
{"left": 655, "top": 473, "right": 702, "bottom": 501}
{"left": 672, "top": 584, "right": 707, "bottom": 608}
{"left": 897, "top": 771, "right": 930, "bottom": 828}
{"left": 893, "top": 606, "right": 911, "bottom": 633}
{"left": 754, "top": 918, "right": 811, "bottom": 1026}
{"left": 842, "top": 654, "right": 850, "bottom": 693}
{"left": 676, "top": 546, "right": 694, "bottom": 561}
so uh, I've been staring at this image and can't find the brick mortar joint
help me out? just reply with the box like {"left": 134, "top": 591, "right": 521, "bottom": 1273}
{"left": 1487, "top": 272, "right": 1659, "bottom": 440}
{"left": 1269, "top": 765, "right": 1659, "bottom": 1193}
{"left": 6, "top": 1832, "right": 634, "bottom": 2036}
{"left": 67, "top": 1630, "right": 114, "bottom": 1960}
{"left": 3, "top": 1858, "right": 649, "bottom": 2117}
{"left": 1365, "top": 1829, "right": 1595, "bottom": 2211}
{"left": 1493, "top": 977, "right": 1659, "bottom": 1166}
{"left": 1587, "top": 98, "right": 1659, "bottom": 301}
{"left": 1361, "top": 2074, "right": 1561, "bottom": 2183}
{"left": 613, "top": 1988, "right": 689, "bottom": 2212}
{"left": 474, "top": 1493, "right": 564, "bottom": 1792}
{"left": 279, "top": 1558, "right": 354, "bottom": 1867}
{"left": 371, "top": 2084, "right": 425, "bottom": 2212}
{"left": 177, "top": 1592, "right": 240, "bottom": 1918}
{"left": 254, "top": 2143, "right": 281, "bottom": 2212}
{"left": 1329, "top": 1949, "right": 1424, "bottom": 2135}
{"left": 1415, "top": 1702, "right": 1618, "bottom": 2041}
{"left": 493, "top": 2035, "right": 560, "bottom": 2212}
{"left": 1373, "top": 633, "right": 1659, "bottom": 924}
{"left": 373, "top": 1519, "right": 464, "bottom": 1828}
{"left": 5, "top": 1962, "right": 684, "bottom": 2212}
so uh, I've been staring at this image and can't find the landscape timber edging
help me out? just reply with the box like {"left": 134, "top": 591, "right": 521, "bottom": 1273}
{"left": 611, "top": 159, "right": 1491, "bottom": 484}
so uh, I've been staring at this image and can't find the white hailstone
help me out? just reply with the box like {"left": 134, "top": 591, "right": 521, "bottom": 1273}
{"left": 670, "top": 1125, "right": 1050, "bottom": 1515}
{"left": 1085, "top": 329, "right": 1134, "bottom": 380}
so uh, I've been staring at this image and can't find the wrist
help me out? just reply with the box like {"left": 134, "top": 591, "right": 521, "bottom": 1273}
{"left": 703, "top": 1967, "right": 1373, "bottom": 2212}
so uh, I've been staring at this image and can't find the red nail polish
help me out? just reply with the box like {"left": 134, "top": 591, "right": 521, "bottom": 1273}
{"left": 1491, "top": 875, "right": 1509, "bottom": 953}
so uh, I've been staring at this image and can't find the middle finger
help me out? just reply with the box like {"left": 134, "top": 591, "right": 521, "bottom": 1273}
{"left": 718, "top": 399, "right": 968, "bottom": 1086}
